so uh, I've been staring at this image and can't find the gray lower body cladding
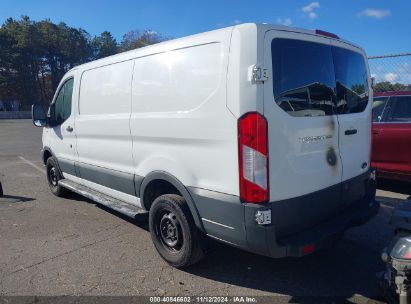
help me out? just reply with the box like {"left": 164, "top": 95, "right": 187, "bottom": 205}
{"left": 55, "top": 158, "right": 143, "bottom": 197}
{"left": 188, "top": 169, "right": 379, "bottom": 258}
{"left": 77, "top": 162, "right": 136, "bottom": 196}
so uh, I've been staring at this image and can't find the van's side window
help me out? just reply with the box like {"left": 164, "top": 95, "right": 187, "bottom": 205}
{"left": 52, "top": 78, "right": 73, "bottom": 125}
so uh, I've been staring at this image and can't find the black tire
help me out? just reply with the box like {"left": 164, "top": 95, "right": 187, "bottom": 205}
{"left": 46, "top": 157, "right": 68, "bottom": 197}
{"left": 149, "top": 194, "right": 204, "bottom": 268}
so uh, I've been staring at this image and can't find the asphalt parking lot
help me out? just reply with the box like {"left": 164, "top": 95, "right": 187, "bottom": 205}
{"left": 1, "top": 120, "right": 410, "bottom": 301}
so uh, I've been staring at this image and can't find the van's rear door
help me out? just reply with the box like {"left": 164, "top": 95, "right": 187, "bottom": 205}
{"left": 263, "top": 31, "right": 342, "bottom": 236}
{"left": 330, "top": 40, "right": 371, "bottom": 209}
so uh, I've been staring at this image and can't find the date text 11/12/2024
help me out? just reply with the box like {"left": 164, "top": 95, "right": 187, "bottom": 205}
{"left": 149, "top": 296, "right": 257, "bottom": 303}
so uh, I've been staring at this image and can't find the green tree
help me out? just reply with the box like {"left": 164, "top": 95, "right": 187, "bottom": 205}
{"left": 0, "top": 16, "right": 168, "bottom": 107}
{"left": 36, "top": 20, "right": 92, "bottom": 101}
{"left": 0, "top": 16, "right": 44, "bottom": 106}
{"left": 374, "top": 81, "right": 407, "bottom": 92}
{"left": 0, "top": 26, "right": 20, "bottom": 103}
{"left": 92, "top": 31, "right": 118, "bottom": 59}
{"left": 0, "top": 16, "right": 93, "bottom": 105}
{"left": 120, "top": 29, "right": 168, "bottom": 52}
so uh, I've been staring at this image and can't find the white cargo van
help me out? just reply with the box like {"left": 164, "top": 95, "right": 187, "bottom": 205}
{"left": 32, "top": 23, "right": 379, "bottom": 268}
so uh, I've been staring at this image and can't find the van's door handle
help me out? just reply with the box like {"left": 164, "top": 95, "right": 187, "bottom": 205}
{"left": 344, "top": 129, "right": 357, "bottom": 136}
{"left": 66, "top": 126, "right": 73, "bottom": 132}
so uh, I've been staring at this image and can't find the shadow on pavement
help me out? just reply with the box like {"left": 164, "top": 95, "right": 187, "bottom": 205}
{"left": 0, "top": 194, "right": 35, "bottom": 203}
{"left": 184, "top": 238, "right": 385, "bottom": 302}
{"left": 182, "top": 203, "right": 394, "bottom": 301}
{"left": 64, "top": 191, "right": 150, "bottom": 231}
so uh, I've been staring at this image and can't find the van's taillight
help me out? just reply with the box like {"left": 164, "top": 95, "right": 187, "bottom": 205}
{"left": 238, "top": 112, "right": 269, "bottom": 204}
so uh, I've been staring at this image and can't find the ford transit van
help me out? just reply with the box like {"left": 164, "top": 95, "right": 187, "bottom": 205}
{"left": 32, "top": 23, "right": 379, "bottom": 268}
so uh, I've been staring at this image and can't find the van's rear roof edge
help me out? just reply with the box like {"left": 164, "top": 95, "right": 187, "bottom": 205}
{"left": 238, "top": 23, "right": 363, "bottom": 52}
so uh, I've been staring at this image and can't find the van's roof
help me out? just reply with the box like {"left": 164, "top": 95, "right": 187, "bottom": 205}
{"left": 68, "top": 23, "right": 363, "bottom": 73}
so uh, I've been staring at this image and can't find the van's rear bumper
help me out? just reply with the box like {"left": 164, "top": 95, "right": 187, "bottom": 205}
{"left": 244, "top": 188, "right": 378, "bottom": 258}
{"left": 189, "top": 169, "right": 378, "bottom": 258}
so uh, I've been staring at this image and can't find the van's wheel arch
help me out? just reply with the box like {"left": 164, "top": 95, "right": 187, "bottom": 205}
{"left": 139, "top": 172, "right": 205, "bottom": 233}
{"left": 149, "top": 194, "right": 204, "bottom": 268}
{"left": 46, "top": 157, "right": 68, "bottom": 197}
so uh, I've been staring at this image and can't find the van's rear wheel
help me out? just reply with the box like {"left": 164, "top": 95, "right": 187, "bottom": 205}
{"left": 46, "top": 157, "right": 68, "bottom": 197}
{"left": 149, "top": 194, "right": 204, "bottom": 268}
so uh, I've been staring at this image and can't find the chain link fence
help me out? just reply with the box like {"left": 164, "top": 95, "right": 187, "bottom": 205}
{"left": 369, "top": 53, "right": 411, "bottom": 92}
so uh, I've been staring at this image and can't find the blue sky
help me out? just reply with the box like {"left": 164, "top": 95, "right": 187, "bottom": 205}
{"left": 0, "top": 0, "right": 410, "bottom": 56}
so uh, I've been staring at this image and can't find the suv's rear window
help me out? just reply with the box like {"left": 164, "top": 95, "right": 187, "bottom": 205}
{"left": 271, "top": 39, "right": 369, "bottom": 117}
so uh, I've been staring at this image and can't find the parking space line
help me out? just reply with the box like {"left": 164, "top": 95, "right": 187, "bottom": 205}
{"left": 18, "top": 156, "right": 46, "bottom": 175}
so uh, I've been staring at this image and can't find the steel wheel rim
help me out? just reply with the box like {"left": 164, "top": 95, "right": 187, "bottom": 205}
{"left": 49, "top": 166, "right": 58, "bottom": 186}
{"left": 158, "top": 210, "right": 183, "bottom": 251}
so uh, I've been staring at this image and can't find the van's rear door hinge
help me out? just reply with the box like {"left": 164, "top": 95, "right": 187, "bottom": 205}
{"left": 252, "top": 65, "right": 269, "bottom": 83}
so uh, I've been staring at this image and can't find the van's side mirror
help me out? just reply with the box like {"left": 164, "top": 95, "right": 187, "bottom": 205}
{"left": 32, "top": 104, "right": 48, "bottom": 127}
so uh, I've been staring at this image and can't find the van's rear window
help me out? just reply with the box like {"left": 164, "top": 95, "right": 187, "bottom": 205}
{"left": 271, "top": 39, "right": 369, "bottom": 117}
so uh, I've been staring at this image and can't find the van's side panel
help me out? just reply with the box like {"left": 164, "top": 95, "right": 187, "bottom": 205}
{"left": 75, "top": 60, "right": 138, "bottom": 205}
{"left": 129, "top": 29, "right": 247, "bottom": 245}
{"left": 226, "top": 24, "right": 260, "bottom": 119}
{"left": 130, "top": 31, "right": 237, "bottom": 195}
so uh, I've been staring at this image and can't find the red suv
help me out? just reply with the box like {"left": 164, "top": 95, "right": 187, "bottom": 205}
{"left": 372, "top": 91, "right": 411, "bottom": 182}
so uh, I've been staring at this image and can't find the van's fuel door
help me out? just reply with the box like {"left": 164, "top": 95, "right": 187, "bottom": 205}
{"left": 250, "top": 64, "right": 269, "bottom": 84}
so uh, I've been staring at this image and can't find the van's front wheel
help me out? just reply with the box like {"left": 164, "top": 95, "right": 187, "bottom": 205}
{"left": 149, "top": 194, "right": 204, "bottom": 268}
{"left": 46, "top": 157, "right": 67, "bottom": 197}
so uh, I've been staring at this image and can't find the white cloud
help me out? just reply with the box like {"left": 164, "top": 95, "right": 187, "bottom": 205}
{"left": 302, "top": 2, "right": 320, "bottom": 19}
{"left": 276, "top": 18, "right": 292, "bottom": 26}
{"left": 359, "top": 9, "right": 391, "bottom": 19}
{"left": 384, "top": 72, "right": 398, "bottom": 83}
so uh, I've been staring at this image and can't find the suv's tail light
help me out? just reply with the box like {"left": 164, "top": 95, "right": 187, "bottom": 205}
{"left": 238, "top": 112, "right": 269, "bottom": 204}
